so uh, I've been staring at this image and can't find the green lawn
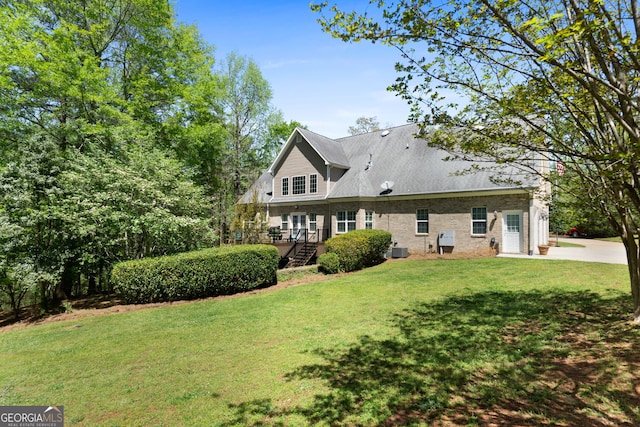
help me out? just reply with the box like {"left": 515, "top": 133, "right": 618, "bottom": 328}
{"left": 555, "top": 240, "right": 585, "bottom": 248}
{"left": 1, "top": 258, "right": 638, "bottom": 426}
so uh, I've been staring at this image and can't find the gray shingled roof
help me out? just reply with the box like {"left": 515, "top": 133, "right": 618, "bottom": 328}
{"left": 297, "top": 128, "right": 350, "bottom": 169}
{"left": 329, "top": 123, "right": 532, "bottom": 198}
{"left": 240, "top": 123, "right": 537, "bottom": 204}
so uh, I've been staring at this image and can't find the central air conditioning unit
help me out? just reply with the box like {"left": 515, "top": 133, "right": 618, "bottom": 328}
{"left": 438, "top": 230, "right": 455, "bottom": 247}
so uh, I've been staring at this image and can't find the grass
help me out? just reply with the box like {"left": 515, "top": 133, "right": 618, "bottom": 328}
{"left": 555, "top": 240, "right": 585, "bottom": 248}
{"left": 1, "top": 258, "right": 638, "bottom": 426}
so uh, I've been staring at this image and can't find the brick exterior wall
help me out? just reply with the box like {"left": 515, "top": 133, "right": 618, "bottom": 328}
{"left": 267, "top": 192, "right": 533, "bottom": 255}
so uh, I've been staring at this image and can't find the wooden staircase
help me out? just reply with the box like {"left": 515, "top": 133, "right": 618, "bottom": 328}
{"left": 285, "top": 242, "right": 318, "bottom": 268}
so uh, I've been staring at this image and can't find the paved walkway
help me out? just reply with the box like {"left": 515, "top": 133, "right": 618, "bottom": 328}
{"left": 498, "top": 237, "right": 628, "bottom": 265}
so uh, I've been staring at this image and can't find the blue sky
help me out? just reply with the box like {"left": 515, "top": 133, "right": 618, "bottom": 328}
{"left": 173, "top": 1, "right": 412, "bottom": 138}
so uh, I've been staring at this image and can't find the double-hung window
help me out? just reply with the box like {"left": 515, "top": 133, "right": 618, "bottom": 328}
{"left": 281, "top": 214, "right": 289, "bottom": 231}
{"left": 292, "top": 176, "right": 306, "bottom": 195}
{"left": 365, "top": 210, "right": 374, "bottom": 229}
{"left": 310, "top": 174, "right": 318, "bottom": 194}
{"left": 337, "top": 211, "right": 356, "bottom": 233}
{"left": 281, "top": 177, "right": 289, "bottom": 196}
{"left": 416, "top": 209, "right": 429, "bottom": 234}
{"left": 472, "top": 207, "right": 487, "bottom": 234}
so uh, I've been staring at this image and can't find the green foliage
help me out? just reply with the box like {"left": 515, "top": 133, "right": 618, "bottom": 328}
{"left": 318, "top": 252, "right": 341, "bottom": 275}
{"left": 0, "top": 0, "right": 301, "bottom": 309}
{"left": 111, "top": 245, "right": 279, "bottom": 304}
{"left": 0, "top": 130, "right": 215, "bottom": 308}
{"left": 312, "top": 0, "right": 640, "bottom": 316}
{"left": 58, "top": 144, "right": 216, "bottom": 262}
{"left": 231, "top": 189, "right": 269, "bottom": 244}
{"left": 212, "top": 53, "right": 284, "bottom": 242}
{"left": 0, "top": 0, "right": 302, "bottom": 306}
{"left": 550, "top": 170, "right": 617, "bottom": 237}
{"left": 325, "top": 229, "right": 392, "bottom": 272}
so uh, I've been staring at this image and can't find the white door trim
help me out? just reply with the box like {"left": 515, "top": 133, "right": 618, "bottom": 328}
{"left": 502, "top": 210, "right": 523, "bottom": 253}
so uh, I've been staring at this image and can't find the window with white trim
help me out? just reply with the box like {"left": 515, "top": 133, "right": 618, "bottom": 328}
{"left": 365, "top": 210, "right": 374, "bottom": 229}
{"left": 292, "top": 175, "right": 306, "bottom": 195}
{"left": 472, "top": 207, "right": 487, "bottom": 234}
{"left": 281, "top": 214, "right": 289, "bottom": 231}
{"left": 416, "top": 209, "right": 429, "bottom": 234}
{"left": 281, "top": 177, "right": 289, "bottom": 196}
{"left": 310, "top": 174, "right": 318, "bottom": 194}
{"left": 337, "top": 211, "right": 356, "bottom": 233}
{"left": 309, "top": 213, "right": 317, "bottom": 232}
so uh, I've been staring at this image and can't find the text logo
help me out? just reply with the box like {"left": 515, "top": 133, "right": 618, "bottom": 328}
{"left": 0, "top": 406, "right": 64, "bottom": 427}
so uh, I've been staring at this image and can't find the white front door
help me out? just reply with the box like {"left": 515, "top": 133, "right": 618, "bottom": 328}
{"left": 291, "top": 213, "right": 306, "bottom": 239}
{"left": 502, "top": 211, "right": 523, "bottom": 253}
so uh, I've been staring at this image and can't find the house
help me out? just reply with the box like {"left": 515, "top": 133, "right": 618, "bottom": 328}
{"left": 239, "top": 123, "right": 550, "bottom": 263}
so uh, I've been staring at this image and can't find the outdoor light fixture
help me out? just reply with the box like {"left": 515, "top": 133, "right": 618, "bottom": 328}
{"left": 493, "top": 210, "right": 498, "bottom": 220}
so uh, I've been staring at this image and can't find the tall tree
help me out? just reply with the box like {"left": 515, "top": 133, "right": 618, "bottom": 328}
{"left": 348, "top": 116, "right": 380, "bottom": 135}
{"left": 312, "top": 0, "right": 640, "bottom": 320}
{"left": 264, "top": 116, "right": 306, "bottom": 163}
{"left": 213, "top": 53, "right": 279, "bottom": 242}
{"left": 0, "top": 0, "right": 221, "bottom": 314}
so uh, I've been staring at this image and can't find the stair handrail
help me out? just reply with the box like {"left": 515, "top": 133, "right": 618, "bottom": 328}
{"left": 282, "top": 228, "right": 307, "bottom": 260}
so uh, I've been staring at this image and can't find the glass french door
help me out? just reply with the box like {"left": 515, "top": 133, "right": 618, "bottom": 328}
{"left": 291, "top": 213, "right": 306, "bottom": 239}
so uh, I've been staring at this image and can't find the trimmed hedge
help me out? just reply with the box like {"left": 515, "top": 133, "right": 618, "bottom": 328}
{"left": 324, "top": 229, "right": 392, "bottom": 272}
{"left": 318, "top": 252, "right": 341, "bottom": 274}
{"left": 111, "top": 245, "right": 279, "bottom": 304}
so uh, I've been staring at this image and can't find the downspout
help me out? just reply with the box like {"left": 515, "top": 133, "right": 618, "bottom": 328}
{"left": 326, "top": 163, "right": 333, "bottom": 240}
{"left": 326, "top": 163, "right": 331, "bottom": 195}
{"left": 268, "top": 171, "right": 274, "bottom": 226}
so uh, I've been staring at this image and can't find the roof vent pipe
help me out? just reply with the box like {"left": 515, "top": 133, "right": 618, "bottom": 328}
{"left": 365, "top": 153, "right": 373, "bottom": 171}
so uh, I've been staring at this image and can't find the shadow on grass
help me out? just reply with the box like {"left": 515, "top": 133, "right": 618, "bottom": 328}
{"left": 228, "top": 290, "right": 640, "bottom": 426}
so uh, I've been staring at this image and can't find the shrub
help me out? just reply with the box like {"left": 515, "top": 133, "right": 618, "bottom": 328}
{"left": 318, "top": 252, "right": 341, "bottom": 274}
{"left": 325, "top": 229, "right": 392, "bottom": 272}
{"left": 111, "top": 245, "right": 278, "bottom": 304}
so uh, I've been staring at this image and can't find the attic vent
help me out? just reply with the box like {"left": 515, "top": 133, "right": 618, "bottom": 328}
{"left": 381, "top": 130, "right": 390, "bottom": 137}
{"left": 295, "top": 134, "right": 302, "bottom": 143}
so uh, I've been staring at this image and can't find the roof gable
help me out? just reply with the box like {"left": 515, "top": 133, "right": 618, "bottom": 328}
{"left": 269, "top": 127, "right": 350, "bottom": 175}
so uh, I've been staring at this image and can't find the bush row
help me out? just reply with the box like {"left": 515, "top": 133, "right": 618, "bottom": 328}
{"left": 111, "top": 245, "right": 279, "bottom": 304}
{"left": 322, "top": 229, "right": 392, "bottom": 273}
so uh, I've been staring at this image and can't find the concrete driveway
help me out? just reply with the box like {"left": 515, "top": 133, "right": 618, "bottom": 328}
{"left": 499, "top": 237, "right": 628, "bottom": 265}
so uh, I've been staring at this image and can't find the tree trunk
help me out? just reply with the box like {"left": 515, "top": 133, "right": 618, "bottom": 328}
{"left": 622, "top": 234, "right": 640, "bottom": 322}
{"left": 87, "top": 275, "right": 97, "bottom": 295}
{"left": 39, "top": 280, "right": 50, "bottom": 312}
{"left": 56, "top": 262, "right": 75, "bottom": 301}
